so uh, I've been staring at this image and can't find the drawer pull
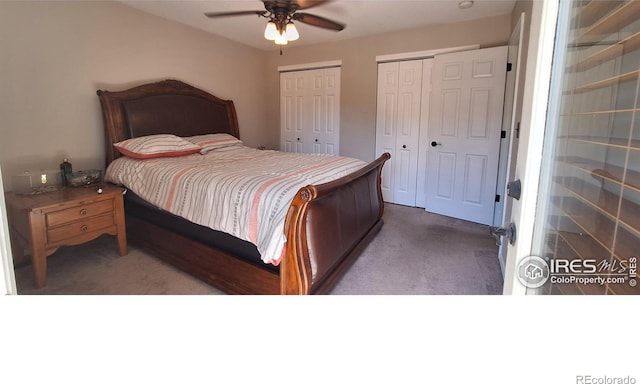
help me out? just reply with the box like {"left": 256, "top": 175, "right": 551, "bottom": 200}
{"left": 81, "top": 225, "right": 89, "bottom": 232}
{"left": 80, "top": 209, "right": 88, "bottom": 216}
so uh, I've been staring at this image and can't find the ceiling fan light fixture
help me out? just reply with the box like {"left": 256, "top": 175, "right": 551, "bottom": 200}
{"left": 285, "top": 22, "right": 299, "bottom": 41}
{"left": 274, "top": 32, "right": 288, "bottom": 45}
{"left": 458, "top": 1, "right": 474, "bottom": 9}
{"left": 264, "top": 21, "right": 278, "bottom": 40}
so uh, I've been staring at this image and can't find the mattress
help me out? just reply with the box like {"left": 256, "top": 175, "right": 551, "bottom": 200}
{"left": 105, "top": 145, "right": 367, "bottom": 265}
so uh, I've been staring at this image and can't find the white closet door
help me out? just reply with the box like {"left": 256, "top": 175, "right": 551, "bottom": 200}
{"left": 281, "top": 71, "right": 305, "bottom": 153}
{"left": 375, "top": 60, "right": 423, "bottom": 206}
{"left": 376, "top": 62, "right": 399, "bottom": 202}
{"left": 281, "top": 67, "right": 340, "bottom": 154}
{"left": 309, "top": 67, "right": 340, "bottom": 154}
{"left": 416, "top": 59, "right": 434, "bottom": 208}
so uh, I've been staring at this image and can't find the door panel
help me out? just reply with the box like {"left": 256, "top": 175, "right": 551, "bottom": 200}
{"left": 393, "top": 60, "right": 423, "bottom": 206}
{"left": 416, "top": 59, "right": 434, "bottom": 208}
{"left": 435, "top": 152, "right": 456, "bottom": 199}
{"left": 425, "top": 46, "right": 508, "bottom": 225}
{"left": 439, "top": 90, "right": 460, "bottom": 137}
{"left": 469, "top": 89, "right": 491, "bottom": 138}
{"left": 321, "top": 67, "right": 340, "bottom": 155}
{"left": 463, "top": 154, "right": 487, "bottom": 205}
{"left": 375, "top": 62, "right": 399, "bottom": 202}
{"left": 375, "top": 60, "right": 423, "bottom": 206}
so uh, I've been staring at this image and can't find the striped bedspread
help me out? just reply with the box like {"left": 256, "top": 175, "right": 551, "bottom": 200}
{"left": 104, "top": 146, "right": 367, "bottom": 265}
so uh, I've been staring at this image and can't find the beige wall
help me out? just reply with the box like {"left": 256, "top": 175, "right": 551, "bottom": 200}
{"left": 0, "top": 1, "right": 514, "bottom": 191}
{"left": 264, "top": 13, "right": 513, "bottom": 162}
{"left": 0, "top": 1, "right": 268, "bottom": 191}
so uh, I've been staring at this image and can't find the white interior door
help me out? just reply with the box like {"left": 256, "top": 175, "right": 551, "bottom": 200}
{"left": 425, "top": 46, "right": 508, "bottom": 225}
{"left": 375, "top": 60, "right": 423, "bottom": 206}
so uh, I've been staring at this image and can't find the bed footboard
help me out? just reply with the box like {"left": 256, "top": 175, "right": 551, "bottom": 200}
{"left": 282, "top": 152, "right": 390, "bottom": 294}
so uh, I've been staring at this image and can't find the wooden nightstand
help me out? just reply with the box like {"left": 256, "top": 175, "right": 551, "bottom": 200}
{"left": 5, "top": 183, "right": 127, "bottom": 288}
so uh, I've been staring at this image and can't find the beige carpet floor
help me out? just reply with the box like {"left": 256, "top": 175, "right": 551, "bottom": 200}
{"left": 14, "top": 203, "right": 503, "bottom": 295}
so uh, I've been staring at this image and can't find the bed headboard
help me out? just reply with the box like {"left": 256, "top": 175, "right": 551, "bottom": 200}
{"left": 97, "top": 79, "right": 239, "bottom": 166}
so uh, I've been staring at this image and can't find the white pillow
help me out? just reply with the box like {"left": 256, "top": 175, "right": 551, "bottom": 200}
{"left": 114, "top": 134, "right": 201, "bottom": 159}
{"left": 184, "top": 133, "right": 243, "bottom": 154}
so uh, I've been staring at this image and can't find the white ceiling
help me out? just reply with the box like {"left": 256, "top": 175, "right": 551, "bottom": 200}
{"left": 119, "top": 0, "right": 517, "bottom": 51}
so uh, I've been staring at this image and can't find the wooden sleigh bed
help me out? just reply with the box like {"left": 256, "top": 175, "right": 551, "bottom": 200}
{"left": 97, "top": 79, "right": 390, "bottom": 294}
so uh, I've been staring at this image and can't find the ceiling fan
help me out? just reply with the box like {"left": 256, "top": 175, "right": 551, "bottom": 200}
{"left": 204, "top": 0, "right": 345, "bottom": 47}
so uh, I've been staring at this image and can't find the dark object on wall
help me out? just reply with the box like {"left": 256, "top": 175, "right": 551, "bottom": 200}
{"left": 59, "top": 159, "right": 72, "bottom": 187}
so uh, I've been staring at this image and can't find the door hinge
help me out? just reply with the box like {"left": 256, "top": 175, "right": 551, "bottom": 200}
{"left": 501, "top": 130, "right": 506, "bottom": 139}
{"left": 507, "top": 62, "right": 512, "bottom": 72}
{"left": 495, "top": 194, "right": 501, "bottom": 202}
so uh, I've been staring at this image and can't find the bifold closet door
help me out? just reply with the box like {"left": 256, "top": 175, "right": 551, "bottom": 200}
{"left": 375, "top": 60, "right": 423, "bottom": 206}
{"left": 280, "top": 67, "right": 340, "bottom": 154}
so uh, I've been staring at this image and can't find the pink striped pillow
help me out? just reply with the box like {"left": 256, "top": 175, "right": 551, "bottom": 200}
{"left": 184, "top": 133, "right": 242, "bottom": 154}
{"left": 114, "top": 134, "right": 201, "bottom": 159}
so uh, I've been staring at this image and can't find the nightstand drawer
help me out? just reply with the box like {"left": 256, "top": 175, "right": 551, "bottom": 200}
{"left": 46, "top": 199, "right": 114, "bottom": 227}
{"left": 47, "top": 214, "right": 115, "bottom": 244}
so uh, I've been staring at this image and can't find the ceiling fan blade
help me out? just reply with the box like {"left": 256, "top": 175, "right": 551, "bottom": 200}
{"left": 292, "top": 12, "right": 345, "bottom": 31}
{"left": 261, "top": 0, "right": 331, "bottom": 11}
{"left": 204, "top": 10, "right": 267, "bottom": 18}
{"left": 295, "top": 0, "right": 332, "bottom": 10}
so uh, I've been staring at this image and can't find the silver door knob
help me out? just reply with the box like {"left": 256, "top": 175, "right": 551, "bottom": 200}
{"left": 489, "top": 222, "right": 516, "bottom": 246}
{"left": 507, "top": 179, "right": 522, "bottom": 200}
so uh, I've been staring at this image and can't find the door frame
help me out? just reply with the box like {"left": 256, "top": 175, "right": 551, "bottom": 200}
{"left": 502, "top": 0, "right": 559, "bottom": 294}
{"left": 375, "top": 45, "right": 480, "bottom": 63}
{"left": 496, "top": 12, "right": 525, "bottom": 274}
{"left": 0, "top": 165, "right": 17, "bottom": 295}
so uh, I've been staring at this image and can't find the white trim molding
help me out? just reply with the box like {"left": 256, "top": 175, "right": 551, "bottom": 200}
{"left": 278, "top": 60, "right": 342, "bottom": 73}
{"left": 375, "top": 44, "right": 480, "bottom": 63}
{"left": 0, "top": 165, "right": 17, "bottom": 295}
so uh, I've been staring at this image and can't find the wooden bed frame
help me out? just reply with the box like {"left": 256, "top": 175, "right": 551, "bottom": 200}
{"left": 97, "top": 79, "right": 390, "bottom": 294}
